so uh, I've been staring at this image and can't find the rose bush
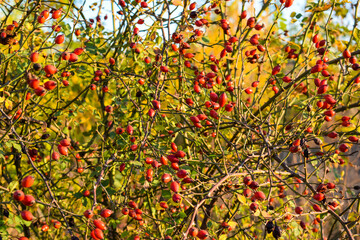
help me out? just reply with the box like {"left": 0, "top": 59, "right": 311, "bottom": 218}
{"left": 1, "top": 0, "right": 360, "bottom": 239}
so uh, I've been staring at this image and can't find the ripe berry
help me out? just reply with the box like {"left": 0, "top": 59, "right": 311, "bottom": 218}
{"left": 41, "top": 224, "right": 49, "bottom": 232}
{"left": 52, "top": 152, "right": 60, "bottom": 160}
{"left": 55, "top": 34, "right": 64, "bottom": 44}
{"left": 219, "top": 92, "right": 227, "bottom": 107}
{"left": 172, "top": 193, "right": 181, "bottom": 202}
{"left": 162, "top": 173, "right": 172, "bottom": 183}
{"left": 21, "top": 210, "right": 33, "bottom": 221}
{"left": 295, "top": 206, "right": 303, "bottom": 214}
{"left": 100, "top": 209, "right": 113, "bottom": 218}
{"left": 21, "top": 175, "right": 35, "bottom": 188}
{"left": 91, "top": 228, "right": 104, "bottom": 239}
{"left": 13, "top": 190, "right": 25, "bottom": 201}
{"left": 30, "top": 52, "right": 39, "bottom": 62}
{"left": 84, "top": 210, "right": 93, "bottom": 218}
{"left": 343, "top": 49, "right": 351, "bottom": 58}
{"left": 197, "top": 230, "right": 208, "bottom": 239}
{"left": 44, "top": 65, "right": 57, "bottom": 75}
{"left": 285, "top": 0, "right": 294, "bottom": 7}
{"left": 94, "top": 219, "right": 106, "bottom": 230}
{"left": 250, "top": 202, "right": 258, "bottom": 212}
{"left": 176, "top": 169, "right": 188, "bottom": 179}
{"left": 52, "top": 9, "right": 62, "bottom": 19}
{"left": 170, "top": 181, "right": 180, "bottom": 193}
{"left": 22, "top": 195, "right": 35, "bottom": 206}
{"left": 312, "top": 204, "right": 321, "bottom": 212}
{"left": 254, "top": 191, "right": 266, "bottom": 201}
{"left": 122, "top": 208, "right": 129, "bottom": 215}
{"left": 75, "top": 29, "right": 81, "bottom": 36}
{"left": 53, "top": 221, "right": 61, "bottom": 229}
{"left": 44, "top": 81, "right": 57, "bottom": 90}
{"left": 58, "top": 145, "right": 68, "bottom": 156}
{"left": 339, "top": 143, "right": 349, "bottom": 152}
{"left": 69, "top": 53, "right": 78, "bottom": 62}
{"left": 272, "top": 65, "right": 281, "bottom": 75}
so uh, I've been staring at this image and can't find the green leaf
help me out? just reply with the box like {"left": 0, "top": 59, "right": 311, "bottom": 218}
{"left": 102, "top": 179, "right": 110, "bottom": 187}
{"left": 178, "top": 212, "right": 187, "bottom": 218}
{"left": 12, "top": 143, "right": 22, "bottom": 152}
{"left": 96, "top": 186, "right": 102, "bottom": 196}
{"left": 162, "top": 190, "right": 171, "bottom": 199}
{"left": 8, "top": 181, "right": 18, "bottom": 192}
{"left": 82, "top": 197, "right": 88, "bottom": 207}
{"left": 109, "top": 219, "right": 117, "bottom": 228}
{"left": 107, "top": 187, "right": 116, "bottom": 195}
{"left": 279, "top": 21, "right": 286, "bottom": 30}
{"left": 202, "top": 36, "right": 210, "bottom": 43}
{"left": 4, "top": 141, "right": 12, "bottom": 149}
{"left": 120, "top": 231, "right": 129, "bottom": 237}
{"left": 156, "top": 36, "right": 162, "bottom": 46}
{"left": 74, "top": 192, "right": 83, "bottom": 199}
{"left": 130, "top": 161, "right": 143, "bottom": 167}
{"left": 24, "top": 220, "right": 32, "bottom": 226}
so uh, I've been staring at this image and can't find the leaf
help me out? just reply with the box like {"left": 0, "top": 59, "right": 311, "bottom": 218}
{"left": 12, "top": 143, "right": 21, "bottom": 152}
{"left": 219, "top": 235, "right": 228, "bottom": 240}
{"left": 106, "top": 187, "right": 116, "bottom": 195}
{"left": 162, "top": 190, "right": 171, "bottom": 199}
{"left": 4, "top": 141, "right": 12, "bottom": 149}
{"left": 348, "top": 212, "right": 358, "bottom": 221}
{"left": 306, "top": 4, "right": 331, "bottom": 12}
{"left": 178, "top": 212, "right": 187, "bottom": 218}
{"left": 150, "top": 32, "right": 156, "bottom": 41}
{"left": 82, "top": 197, "right": 88, "bottom": 207}
{"left": 24, "top": 22, "right": 33, "bottom": 31}
{"left": 228, "top": 221, "right": 237, "bottom": 228}
{"left": 172, "top": 0, "right": 182, "bottom": 6}
{"left": 156, "top": 36, "right": 162, "bottom": 46}
{"left": 5, "top": 99, "right": 12, "bottom": 109}
{"left": 237, "top": 193, "right": 247, "bottom": 204}
{"left": 8, "top": 181, "right": 18, "bottom": 192}
{"left": 74, "top": 192, "right": 83, "bottom": 199}
{"left": 202, "top": 36, "right": 210, "bottom": 43}
{"left": 279, "top": 21, "right": 286, "bottom": 30}
{"left": 260, "top": 210, "right": 272, "bottom": 218}
{"left": 130, "top": 161, "right": 143, "bottom": 167}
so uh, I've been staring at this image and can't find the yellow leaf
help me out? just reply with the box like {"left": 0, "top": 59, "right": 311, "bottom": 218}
{"left": 261, "top": 210, "right": 272, "bottom": 219}
{"left": 337, "top": 0, "right": 351, "bottom": 3}
{"left": 253, "top": 209, "right": 260, "bottom": 217}
{"left": 228, "top": 221, "right": 237, "bottom": 228}
{"left": 219, "top": 235, "right": 228, "bottom": 240}
{"left": 172, "top": 0, "right": 182, "bottom": 6}
{"left": 306, "top": 4, "right": 332, "bottom": 12}
{"left": 348, "top": 212, "right": 358, "bottom": 222}
{"left": 237, "top": 193, "right": 247, "bottom": 204}
{"left": 5, "top": 99, "right": 12, "bottom": 109}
